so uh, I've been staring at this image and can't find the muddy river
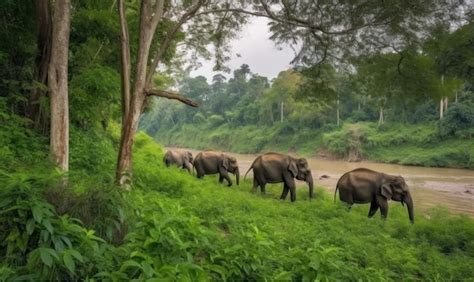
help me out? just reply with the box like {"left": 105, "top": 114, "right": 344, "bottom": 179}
{"left": 170, "top": 148, "right": 474, "bottom": 217}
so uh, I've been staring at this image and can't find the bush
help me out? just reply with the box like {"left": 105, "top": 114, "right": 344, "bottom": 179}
{"left": 438, "top": 101, "right": 474, "bottom": 138}
{"left": 0, "top": 169, "right": 117, "bottom": 280}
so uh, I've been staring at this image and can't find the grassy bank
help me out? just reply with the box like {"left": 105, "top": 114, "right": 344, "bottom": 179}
{"left": 2, "top": 128, "right": 474, "bottom": 280}
{"left": 154, "top": 122, "right": 474, "bottom": 169}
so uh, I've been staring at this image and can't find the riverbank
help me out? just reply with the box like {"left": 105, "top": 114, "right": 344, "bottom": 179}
{"left": 154, "top": 122, "right": 474, "bottom": 169}
{"left": 169, "top": 147, "right": 474, "bottom": 217}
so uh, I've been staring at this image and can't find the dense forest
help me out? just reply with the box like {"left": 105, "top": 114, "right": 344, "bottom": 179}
{"left": 142, "top": 22, "right": 474, "bottom": 168}
{"left": 1, "top": 0, "right": 474, "bottom": 280}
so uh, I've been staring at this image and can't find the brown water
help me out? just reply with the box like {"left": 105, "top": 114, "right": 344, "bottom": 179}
{"left": 172, "top": 148, "right": 474, "bottom": 217}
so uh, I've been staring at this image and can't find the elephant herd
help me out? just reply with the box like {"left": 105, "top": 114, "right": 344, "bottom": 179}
{"left": 164, "top": 149, "right": 414, "bottom": 223}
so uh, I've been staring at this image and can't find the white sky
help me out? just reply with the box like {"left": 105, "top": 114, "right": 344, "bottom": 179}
{"left": 190, "top": 17, "right": 296, "bottom": 82}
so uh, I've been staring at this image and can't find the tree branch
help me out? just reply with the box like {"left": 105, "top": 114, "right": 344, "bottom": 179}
{"left": 145, "top": 0, "right": 204, "bottom": 87}
{"left": 145, "top": 88, "right": 198, "bottom": 107}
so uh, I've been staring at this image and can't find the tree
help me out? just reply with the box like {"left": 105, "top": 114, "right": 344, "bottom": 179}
{"left": 264, "top": 70, "right": 301, "bottom": 124}
{"left": 48, "top": 0, "right": 71, "bottom": 172}
{"left": 115, "top": 0, "right": 249, "bottom": 186}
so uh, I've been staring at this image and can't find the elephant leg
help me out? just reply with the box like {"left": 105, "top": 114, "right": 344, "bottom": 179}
{"left": 218, "top": 175, "right": 224, "bottom": 183}
{"left": 260, "top": 183, "right": 267, "bottom": 194}
{"left": 196, "top": 167, "right": 204, "bottom": 179}
{"left": 290, "top": 185, "right": 296, "bottom": 202}
{"left": 376, "top": 195, "right": 389, "bottom": 220}
{"left": 368, "top": 201, "right": 379, "bottom": 218}
{"left": 222, "top": 172, "right": 232, "bottom": 187}
{"left": 251, "top": 177, "right": 259, "bottom": 193}
{"left": 280, "top": 183, "right": 289, "bottom": 200}
{"left": 284, "top": 176, "right": 297, "bottom": 202}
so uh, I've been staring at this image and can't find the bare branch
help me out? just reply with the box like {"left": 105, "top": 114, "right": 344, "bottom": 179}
{"left": 145, "top": 88, "right": 199, "bottom": 107}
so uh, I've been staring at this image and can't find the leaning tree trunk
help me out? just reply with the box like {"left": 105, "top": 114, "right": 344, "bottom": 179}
{"left": 48, "top": 0, "right": 71, "bottom": 172}
{"left": 115, "top": 0, "right": 199, "bottom": 186}
{"left": 116, "top": 94, "right": 146, "bottom": 186}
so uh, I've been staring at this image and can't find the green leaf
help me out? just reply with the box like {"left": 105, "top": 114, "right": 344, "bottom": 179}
{"left": 69, "top": 249, "right": 84, "bottom": 263}
{"left": 32, "top": 205, "right": 43, "bottom": 223}
{"left": 26, "top": 218, "right": 35, "bottom": 235}
{"left": 39, "top": 248, "right": 53, "bottom": 267}
{"left": 63, "top": 252, "right": 75, "bottom": 274}
{"left": 42, "top": 219, "right": 54, "bottom": 234}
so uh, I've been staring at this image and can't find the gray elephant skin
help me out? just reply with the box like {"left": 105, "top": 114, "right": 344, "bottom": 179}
{"left": 193, "top": 151, "right": 240, "bottom": 186}
{"left": 163, "top": 149, "right": 194, "bottom": 173}
{"left": 244, "top": 152, "right": 314, "bottom": 202}
{"left": 334, "top": 168, "right": 414, "bottom": 223}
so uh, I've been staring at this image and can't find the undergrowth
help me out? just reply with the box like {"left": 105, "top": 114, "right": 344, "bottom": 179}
{"left": 1, "top": 125, "right": 473, "bottom": 280}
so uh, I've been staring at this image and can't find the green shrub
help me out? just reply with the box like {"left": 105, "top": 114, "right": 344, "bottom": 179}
{"left": 438, "top": 101, "right": 474, "bottom": 138}
{"left": 0, "top": 169, "right": 116, "bottom": 280}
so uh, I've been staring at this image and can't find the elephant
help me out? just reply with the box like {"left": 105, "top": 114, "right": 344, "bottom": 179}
{"left": 244, "top": 152, "right": 314, "bottom": 202}
{"left": 334, "top": 168, "right": 414, "bottom": 223}
{"left": 163, "top": 149, "right": 194, "bottom": 174}
{"left": 193, "top": 151, "right": 240, "bottom": 186}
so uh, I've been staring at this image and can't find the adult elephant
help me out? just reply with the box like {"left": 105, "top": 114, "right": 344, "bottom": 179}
{"left": 193, "top": 151, "right": 240, "bottom": 186}
{"left": 334, "top": 168, "right": 414, "bottom": 223}
{"left": 163, "top": 149, "right": 193, "bottom": 174}
{"left": 244, "top": 152, "right": 314, "bottom": 202}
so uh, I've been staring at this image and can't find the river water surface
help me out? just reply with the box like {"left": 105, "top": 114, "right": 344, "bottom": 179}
{"left": 171, "top": 148, "right": 474, "bottom": 217}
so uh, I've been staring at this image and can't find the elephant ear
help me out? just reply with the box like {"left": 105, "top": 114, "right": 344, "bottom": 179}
{"left": 288, "top": 159, "right": 298, "bottom": 178}
{"left": 380, "top": 183, "right": 392, "bottom": 200}
{"left": 221, "top": 156, "right": 230, "bottom": 170}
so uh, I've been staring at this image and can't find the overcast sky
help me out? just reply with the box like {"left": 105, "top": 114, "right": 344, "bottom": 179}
{"left": 190, "top": 17, "right": 296, "bottom": 83}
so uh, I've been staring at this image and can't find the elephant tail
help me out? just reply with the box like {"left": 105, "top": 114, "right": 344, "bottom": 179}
{"left": 334, "top": 172, "right": 347, "bottom": 203}
{"left": 244, "top": 163, "right": 255, "bottom": 181}
{"left": 243, "top": 166, "right": 252, "bottom": 180}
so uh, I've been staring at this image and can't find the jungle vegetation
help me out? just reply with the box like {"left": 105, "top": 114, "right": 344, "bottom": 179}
{"left": 1, "top": 0, "right": 473, "bottom": 279}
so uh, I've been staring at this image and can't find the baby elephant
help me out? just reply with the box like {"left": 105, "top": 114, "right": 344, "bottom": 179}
{"left": 334, "top": 168, "right": 414, "bottom": 223}
{"left": 193, "top": 151, "right": 240, "bottom": 186}
{"left": 244, "top": 152, "right": 314, "bottom": 202}
{"left": 163, "top": 149, "right": 193, "bottom": 174}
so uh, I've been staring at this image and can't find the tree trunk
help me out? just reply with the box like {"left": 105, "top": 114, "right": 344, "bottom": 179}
{"left": 118, "top": 0, "right": 131, "bottom": 126}
{"left": 30, "top": 0, "right": 52, "bottom": 130}
{"left": 115, "top": 0, "right": 164, "bottom": 185}
{"left": 378, "top": 106, "right": 384, "bottom": 126}
{"left": 444, "top": 96, "right": 448, "bottom": 112}
{"left": 440, "top": 74, "right": 445, "bottom": 120}
{"left": 336, "top": 98, "right": 340, "bottom": 126}
{"left": 115, "top": 0, "right": 201, "bottom": 186}
{"left": 455, "top": 92, "right": 458, "bottom": 103}
{"left": 116, "top": 94, "right": 146, "bottom": 186}
{"left": 48, "top": 0, "right": 71, "bottom": 172}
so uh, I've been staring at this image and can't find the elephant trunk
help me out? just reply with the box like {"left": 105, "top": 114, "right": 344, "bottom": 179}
{"left": 307, "top": 173, "right": 314, "bottom": 199}
{"left": 235, "top": 167, "right": 240, "bottom": 186}
{"left": 404, "top": 193, "right": 415, "bottom": 224}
